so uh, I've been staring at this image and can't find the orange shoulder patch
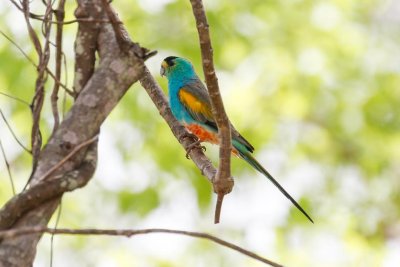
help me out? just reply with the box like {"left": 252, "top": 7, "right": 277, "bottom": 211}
{"left": 179, "top": 89, "right": 212, "bottom": 117}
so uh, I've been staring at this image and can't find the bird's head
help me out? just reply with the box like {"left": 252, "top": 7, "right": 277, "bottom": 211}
{"left": 160, "top": 56, "right": 196, "bottom": 80}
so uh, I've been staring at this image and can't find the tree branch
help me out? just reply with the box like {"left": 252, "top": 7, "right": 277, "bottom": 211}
{"left": 140, "top": 69, "right": 217, "bottom": 182}
{"left": 189, "top": 0, "right": 233, "bottom": 224}
{"left": 0, "top": 1, "right": 149, "bottom": 265}
{"left": 0, "top": 142, "right": 98, "bottom": 231}
{"left": 50, "top": 0, "right": 66, "bottom": 134}
{"left": 0, "top": 227, "right": 283, "bottom": 267}
{"left": 72, "top": 0, "right": 102, "bottom": 96}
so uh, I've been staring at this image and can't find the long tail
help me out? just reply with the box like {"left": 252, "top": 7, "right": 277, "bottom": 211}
{"left": 233, "top": 141, "right": 314, "bottom": 223}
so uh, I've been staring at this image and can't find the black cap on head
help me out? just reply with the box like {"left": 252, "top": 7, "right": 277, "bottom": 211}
{"left": 163, "top": 56, "right": 178, "bottom": 66}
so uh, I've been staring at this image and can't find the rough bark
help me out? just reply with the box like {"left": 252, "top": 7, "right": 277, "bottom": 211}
{"left": 0, "top": 1, "right": 146, "bottom": 266}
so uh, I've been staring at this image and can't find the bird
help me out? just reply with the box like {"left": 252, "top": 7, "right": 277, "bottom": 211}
{"left": 160, "top": 56, "right": 313, "bottom": 223}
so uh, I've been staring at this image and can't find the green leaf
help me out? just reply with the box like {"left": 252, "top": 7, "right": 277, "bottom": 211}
{"left": 117, "top": 188, "right": 160, "bottom": 217}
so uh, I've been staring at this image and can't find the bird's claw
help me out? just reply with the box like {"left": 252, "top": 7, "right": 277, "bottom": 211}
{"left": 179, "top": 132, "right": 199, "bottom": 143}
{"left": 185, "top": 140, "right": 206, "bottom": 159}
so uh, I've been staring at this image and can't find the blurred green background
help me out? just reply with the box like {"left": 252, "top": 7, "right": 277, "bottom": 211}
{"left": 1, "top": 0, "right": 399, "bottom": 266}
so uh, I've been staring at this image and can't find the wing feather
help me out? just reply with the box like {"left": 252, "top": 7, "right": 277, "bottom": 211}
{"left": 178, "top": 80, "right": 216, "bottom": 129}
{"left": 178, "top": 80, "right": 254, "bottom": 153}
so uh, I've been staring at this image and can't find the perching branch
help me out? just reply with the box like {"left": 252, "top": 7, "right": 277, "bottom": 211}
{"left": 189, "top": 0, "right": 233, "bottom": 224}
{"left": 98, "top": 0, "right": 217, "bottom": 201}
{"left": 140, "top": 69, "right": 217, "bottom": 182}
{"left": 0, "top": 227, "right": 283, "bottom": 267}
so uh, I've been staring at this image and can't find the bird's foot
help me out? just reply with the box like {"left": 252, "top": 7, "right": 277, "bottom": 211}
{"left": 178, "top": 132, "right": 206, "bottom": 159}
{"left": 178, "top": 132, "right": 198, "bottom": 143}
{"left": 185, "top": 140, "right": 206, "bottom": 159}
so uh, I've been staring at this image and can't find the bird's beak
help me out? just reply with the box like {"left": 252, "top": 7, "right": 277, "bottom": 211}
{"left": 160, "top": 61, "right": 169, "bottom": 77}
{"left": 160, "top": 66, "right": 165, "bottom": 77}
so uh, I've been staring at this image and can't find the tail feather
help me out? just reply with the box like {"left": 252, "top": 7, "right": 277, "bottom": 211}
{"left": 234, "top": 142, "right": 314, "bottom": 223}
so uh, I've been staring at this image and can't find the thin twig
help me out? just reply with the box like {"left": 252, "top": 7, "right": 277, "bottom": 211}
{"left": 0, "top": 30, "right": 74, "bottom": 96}
{"left": 40, "top": 18, "right": 119, "bottom": 25}
{"left": 8, "top": 0, "right": 44, "bottom": 19}
{"left": 50, "top": 0, "right": 66, "bottom": 134}
{"left": 50, "top": 202, "right": 62, "bottom": 267}
{"left": 26, "top": 0, "right": 54, "bottom": 170}
{"left": 0, "top": 227, "right": 284, "bottom": 267}
{"left": 22, "top": 0, "right": 43, "bottom": 57}
{"left": 0, "top": 139, "right": 16, "bottom": 195}
{"left": 10, "top": 0, "right": 116, "bottom": 25}
{"left": 35, "top": 135, "right": 99, "bottom": 183}
{"left": 0, "top": 91, "right": 30, "bottom": 107}
{"left": 0, "top": 108, "right": 31, "bottom": 153}
{"left": 46, "top": 67, "right": 75, "bottom": 96}
{"left": 189, "top": 0, "right": 233, "bottom": 224}
{"left": 61, "top": 52, "right": 69, "bottom": 119}
{"left": 0, "top": 29, "right": 36, "bottom": 67}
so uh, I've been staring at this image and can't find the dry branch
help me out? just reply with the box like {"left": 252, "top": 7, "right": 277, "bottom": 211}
{"left": 0, "top": 227, "right": 283, "bottom": 267}
{"left": 50, "top": 0, "right": 66, "bottom": 133}
{"left": 189, "top": 0, "right": 233, "bottom": 224}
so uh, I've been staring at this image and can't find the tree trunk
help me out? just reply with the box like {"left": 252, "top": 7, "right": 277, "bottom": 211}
{"left": 0, "top": 1, "right": 147, "bottom": 265}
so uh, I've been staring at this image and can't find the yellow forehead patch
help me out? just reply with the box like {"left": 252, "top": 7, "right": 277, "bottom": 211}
{"left": 161, "top": 61, "right": 169, "bottom": 69}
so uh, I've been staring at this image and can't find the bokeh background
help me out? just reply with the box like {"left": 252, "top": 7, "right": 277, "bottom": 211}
{"left": 1, "top": 0, "right": 399, "bottom": 266}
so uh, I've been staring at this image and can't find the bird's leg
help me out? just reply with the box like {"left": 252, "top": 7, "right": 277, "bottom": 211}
{"left": 179, "top": 132, "right": 206, "bottom": 159}
{"left": 185, "top": 140, "right": 206, "bottom": 159}
{"left": 178, "top": 132, "right": 198, "bottom": 143}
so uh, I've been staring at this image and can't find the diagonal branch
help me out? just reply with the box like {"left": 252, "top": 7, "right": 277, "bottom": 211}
{"left": 35, "top": 135, "right": 98, "bottom": 183}
{"left": 0, "top": 227, "right": 283, "bottom": 267}
{"left": 140, "top": 69, "right": 217, "bottom": 182}
{"left": 189, "top": 0, "right": 233, "bottom": 224}
{"left": 0, "top": 141, "right": 98, "bottom": 230}
{"left": 99, "top": 0, "right": 217, "bottom": 208}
